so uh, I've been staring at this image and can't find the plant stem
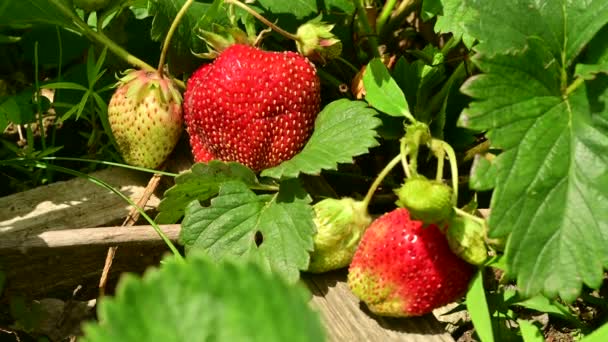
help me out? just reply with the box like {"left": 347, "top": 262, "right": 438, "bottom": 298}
{"left": 453, "top": 207, "right": 486, "bottom": 227}
{"left": 461, "top": 140, "right": 491, "bottom": 164}
{"left": 437, "top": 139, "right": 459, "bottom": 205}
{"left": 375, "top": 0, "right": 397, "bottom": 36}
{"left": 399, "top": 138, "right": 411, "bottom": 178}
{"left": 435, "top": 148, "right": 445, "bottom": 181}
{"left": 379, "top": 0, "right": 419, "bottom": 40}
{"left": 565, "top": 76, "right": 585, "bottom": 96}
{"left": 362, "top": 154, "right": 401, "bottom": 209}
{"left": 225, "top": 0, "right": 300, "bottom": 42}
{"left": 337, "top": 56, "right": 360, "bottom": 73}
{"left": 158, "top": 0, "right": 195, "bottom": 74}
{"left": 34, "top": 42, "right": 46, "bottom": 151}
{"left": 354, "top": 0, "right": 380, "bottom": 58}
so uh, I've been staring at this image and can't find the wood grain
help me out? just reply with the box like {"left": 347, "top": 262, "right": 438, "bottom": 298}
{"left": 0, "top": 167, "right": 161, "bottom": 236}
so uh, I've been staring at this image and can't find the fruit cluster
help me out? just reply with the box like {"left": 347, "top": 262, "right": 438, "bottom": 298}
{"left": 106, "top": 5, "right": 487, "bottom": 318}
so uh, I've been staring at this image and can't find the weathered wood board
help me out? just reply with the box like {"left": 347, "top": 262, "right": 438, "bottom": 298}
{"left": 0, "top": 167, "right": 161, "bottom": 236}
{"left": 0, "top": 168, "right": 455, "bottom": 341}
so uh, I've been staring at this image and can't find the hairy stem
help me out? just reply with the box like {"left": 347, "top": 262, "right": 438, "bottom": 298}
{"left": 453, "top": 207, "right": 486, "bottom": 227}
{"left": 438, "top": 139, "right": 459, "bottom": 205}
{"left": 158, "top": 0, "right": 195, "bottom": 73}
{"left": 362, "top": 154, "right": 401, "bottom": 209}
{"left": 225, "top": 0, "right": 300, "bottom": 42}
{"left": 399, "top": 138, "right": 411, "bottom": 178}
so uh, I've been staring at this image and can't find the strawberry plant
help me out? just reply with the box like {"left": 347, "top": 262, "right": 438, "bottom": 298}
{"left": 1, "top": 0, "right": 608, "bottom": 341}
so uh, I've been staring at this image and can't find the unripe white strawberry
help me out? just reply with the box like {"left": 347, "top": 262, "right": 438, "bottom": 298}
{"left": 108, "top": 70, "right": 183, "bottom": 168}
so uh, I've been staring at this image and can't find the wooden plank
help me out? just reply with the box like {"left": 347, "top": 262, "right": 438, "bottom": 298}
{"left": 0, "top": 225, "right": 180, "bottom": 298}
{"left": 0, "top": 226, "right": 453, "bottom": 341}
{"left": 0, "top": 167, "right": 161, "bottom": 237}
{"left": 305, "top": 271, "right": 454, "bottom": 342}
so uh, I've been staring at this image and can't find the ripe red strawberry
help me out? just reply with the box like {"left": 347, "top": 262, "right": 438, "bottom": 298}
{"left": 347, "top": 208, "right": 474, "bottom": 317}
{"left": 183, "top": 44, "right": 321, "bottom": 171}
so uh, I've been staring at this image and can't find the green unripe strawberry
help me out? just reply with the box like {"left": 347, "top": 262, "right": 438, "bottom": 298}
{"left": 447, "top": 215, "right": 488, "bottom": 265}
{"left": 73, "top": 0, "right": 111, "bottom": 12}
{"left": 308, "top": 198, "right": 371, "bottom": 273}
{"left": 108, "top": 70, "right": 183, "bottom": 169}
{"left": 395, "top": 176, "right": 453, "bottom": 225}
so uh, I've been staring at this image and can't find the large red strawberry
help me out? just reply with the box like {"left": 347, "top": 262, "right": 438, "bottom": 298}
{"left": 347, "top": 208, "right": 474, "bottom": 317}
{"left": 183, "top": 44, "right": 321, "bottom": 171}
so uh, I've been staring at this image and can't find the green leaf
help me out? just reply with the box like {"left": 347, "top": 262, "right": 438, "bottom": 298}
{"left": 509, "top": 294, "right": 579, "bottom": 324}
{"left": 261, "top": 99, "right": 381, "bottom": 179}
{"left": 465, "top": 0, "right": 608, "bottom": 66}
{"left": 180, "top": 181, "right": 315, "bottom": 283}
{"left": 466, "top": 270, "right": 494, "bottom": 342}
{"left": 460, "top": 38, "right": 608, "bottom": 301}
{"left": 581, "top": 322, "right": 608, "bottom": 342}
{"left": 363, "top": 58, "right": 411, "bottom": 118}
{"left": 156, "top": 161, "right": 259, "bottom": 224}
{"left": 421, "top": 0, "right": 442, "bottom": 21}
{"left": 468, "top": 155, "right": 497, "bottom": 191}
{"left": 430, "top": 0, "right": 476, "bottom": 48}
{"left": 81, "top": 255, "right": 326, "bottom": 342}
{"left": 41, "top": 82, "right": 88, "bottom": 91}
{"left": 575, "top": 63, "right": 608, "bottom": 80}
{"left": 392, "top": 46, "right": 446, "bottom": 123}
{"left": 517, "top": 320, "right": 544, "bottom": 342}
{"left": 0, "top": 0, "right": 77, "bottom": 29}
{"left": 255, "top": 0, "right": 317, "bottom": 20}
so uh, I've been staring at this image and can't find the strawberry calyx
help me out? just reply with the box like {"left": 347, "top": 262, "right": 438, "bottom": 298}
{"left": 117, "top": 69, "right": 182, "bottom": 107}
{"left": 446, "top": 211, "right": 489, "bottom": 266}
{"left": 308, "top": 198, "right": 372, "bottom": 273}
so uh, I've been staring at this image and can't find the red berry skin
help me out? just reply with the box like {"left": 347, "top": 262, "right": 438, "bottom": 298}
{"left": 183, "top": 44, "right": 321, "bottom": 171}
{"left": 348, "top": 208, "right": 474, "bottom": 317}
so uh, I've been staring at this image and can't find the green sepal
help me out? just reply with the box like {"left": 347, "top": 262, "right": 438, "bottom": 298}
{"left": 447, "top": 215, "right": 488, "bottom": 265}
{"left": 308, "top": 198, "right": 371, "bottom": 273}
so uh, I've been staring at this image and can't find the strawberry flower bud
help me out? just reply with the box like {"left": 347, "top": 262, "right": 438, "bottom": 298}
{"left": 296, "top": 16, "right": 343, "bottom": 64}
{"left": 447, "top": 215, "right": 488, "bottom": 265}
{"left": 308, "top": 198, "right": 372, "bottom": 273}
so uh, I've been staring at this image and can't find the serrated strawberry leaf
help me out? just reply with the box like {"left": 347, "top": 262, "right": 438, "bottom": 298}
{"left": 465, "top": 0, "right": 608, "bottom": 66}
{"left": 422, "top": 0, "right": 475, "bottom": 48}
{"left": 81, "top": 254, "right": 326, "bottom": 342}
{"left": 261, "top": 99, "right": 381, "bottom": 179}
{"left": 460, "top": 37, "right": 608, "bottom": 301}
{"left": 180, "top": 180, "right": 315, "bottom": 283}
{"left": 156, "top": 161, "right": 259, "bottom": 224}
